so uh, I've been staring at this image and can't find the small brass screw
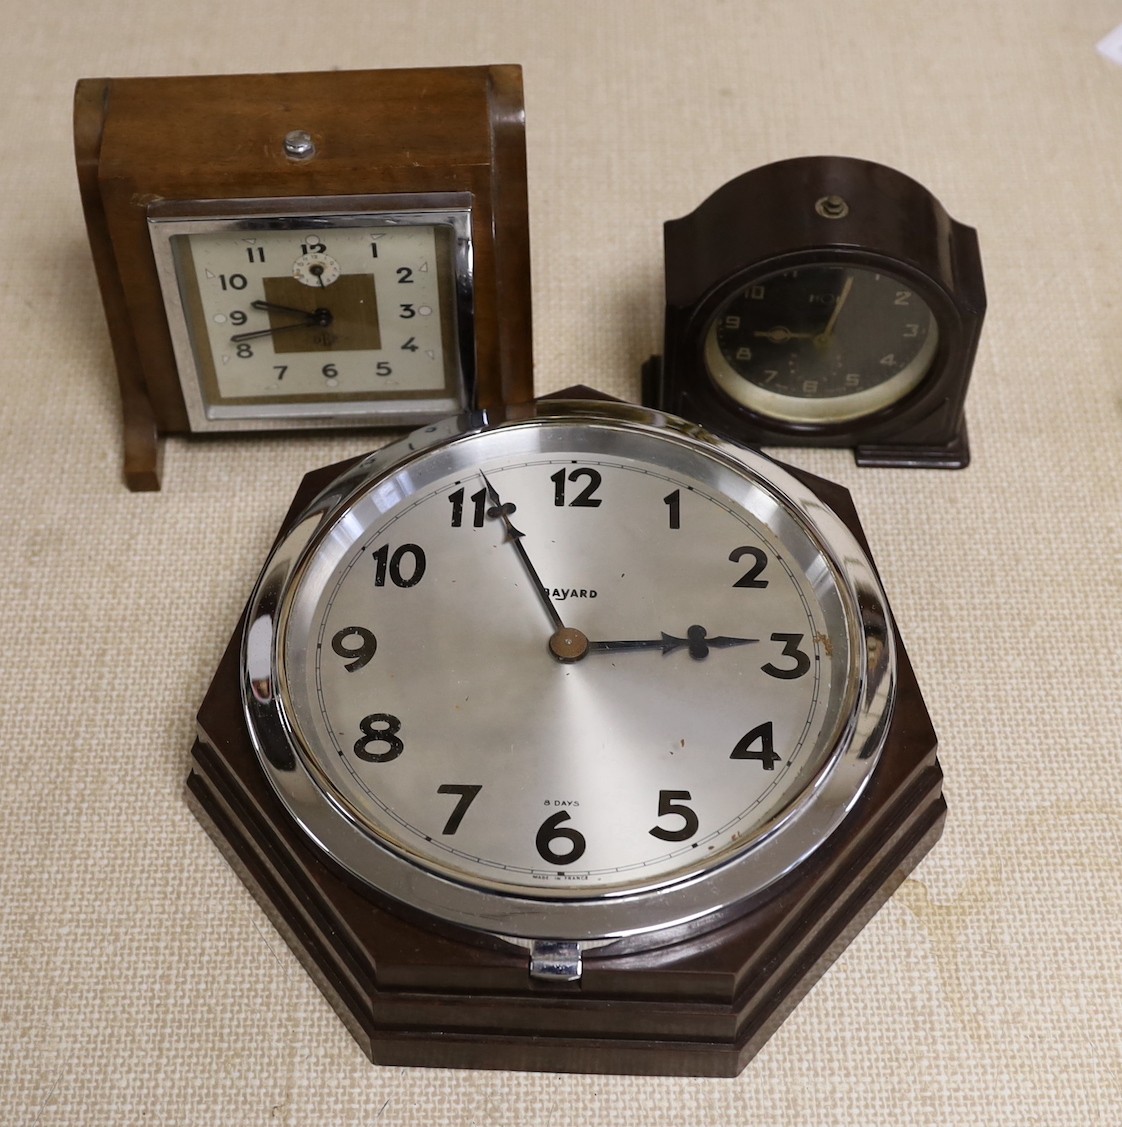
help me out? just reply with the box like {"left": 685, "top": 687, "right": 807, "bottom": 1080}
{"left": 815, "top": 195, "right": 849, "bottom": 220}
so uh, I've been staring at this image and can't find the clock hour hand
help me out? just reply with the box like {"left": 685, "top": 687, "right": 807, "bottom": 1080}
{"left": 588, "top": 626, "right": 759, "bottom": 660}
{"left": 230, "top": 301, "right": 334, "bottom": 341}
{"left": 250, "top": 299, "right": 328, "bottom": 318}
{"left": 479, "top": 472, "right": 566, "bottom": 633}
{"left": 753, "top": 327, "right": 814, "bottom": 343}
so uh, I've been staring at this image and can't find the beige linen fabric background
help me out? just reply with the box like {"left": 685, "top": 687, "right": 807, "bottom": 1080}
{"left": 2, "top": 1, "right": 1121, "bottom": 1123}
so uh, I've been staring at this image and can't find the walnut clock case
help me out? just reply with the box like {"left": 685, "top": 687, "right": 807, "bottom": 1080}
{"left": 74, "top": 66, "right": 533, "bottom": 491}
{"left": 644, "top": 156, "right": 986, "bottom": 468}
{"left": 186, "top": 393, "right": 945, "bottom": 1077}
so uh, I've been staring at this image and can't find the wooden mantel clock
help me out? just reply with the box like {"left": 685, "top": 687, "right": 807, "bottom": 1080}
{"left": 74, "top": 65, "right": 533, "bottom": 490}
{"left": 187, "top": 390, "right": 946, "bottom": 1077}
{"left": 643, "top": 155, "right": 986, "bottom": 468}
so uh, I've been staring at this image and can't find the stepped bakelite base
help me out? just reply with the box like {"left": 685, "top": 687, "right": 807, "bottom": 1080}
{"left": 186, "top": 458, "right": 945, "bottom": 1077}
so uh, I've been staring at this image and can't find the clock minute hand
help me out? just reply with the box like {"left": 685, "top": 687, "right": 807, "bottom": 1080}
{"left": 479, "top": 472, "right": 566, "bottom": 633}
{"left": 588, "top": 626, "right": 759, "bottom": 660}
{"left": 816, "top": 274, "right": 855, "bottom": 343}
{"left": 230, "top": 320, "right": 324, "bottom": 343}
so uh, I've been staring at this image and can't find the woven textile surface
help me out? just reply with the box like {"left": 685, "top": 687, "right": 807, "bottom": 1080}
{"left": 2, "top": 1, "right": 1120, "bottom": 1123}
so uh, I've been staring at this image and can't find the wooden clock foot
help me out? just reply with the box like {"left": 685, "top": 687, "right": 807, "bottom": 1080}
{"left": 123, "top": 402, "right": 161, "bottom": 491}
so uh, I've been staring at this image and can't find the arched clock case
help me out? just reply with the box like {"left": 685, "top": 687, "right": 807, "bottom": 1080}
{"left": 643, "top": 156, "right": 986, "bottom": 468}
{"left": 186, "top": 393, "right": 945, "bottom": 1076}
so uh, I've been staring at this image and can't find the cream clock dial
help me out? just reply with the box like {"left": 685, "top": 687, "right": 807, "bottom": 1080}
{"left": 149, "top": 203, "right": 471, "bottom": 431}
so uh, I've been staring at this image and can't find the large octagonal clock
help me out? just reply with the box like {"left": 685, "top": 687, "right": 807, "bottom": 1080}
{"left": 187, "top": 390, "right": 945, "bottom": 1076}
{"left": 74, "top": 65, "right": 533, "bottom": 490}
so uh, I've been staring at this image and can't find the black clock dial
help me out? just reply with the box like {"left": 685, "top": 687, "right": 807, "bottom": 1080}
{"left": 704, "top": 264, "right": 939, "bottom": 425}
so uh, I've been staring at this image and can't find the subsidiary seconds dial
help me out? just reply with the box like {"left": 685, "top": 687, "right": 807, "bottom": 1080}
{"left": 246, "top": 403, "right": 893, "bottom": 944}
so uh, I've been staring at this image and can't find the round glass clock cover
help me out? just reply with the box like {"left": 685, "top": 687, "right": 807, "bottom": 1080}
{"left": 704, "top": 264, "right": 939, "bottom": 424}
{"left": 244, "top": 402, "right": 894, "bottom": 945}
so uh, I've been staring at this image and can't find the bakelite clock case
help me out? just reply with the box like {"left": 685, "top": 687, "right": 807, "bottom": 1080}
{"left": 74, "top": 65, "right": 533, "bottom": 490}
{"left": 644, "top": 155, "right": 986, "bottom": 468}
{"left": 186, "top": 395, "right": 945, "bottom": 1077}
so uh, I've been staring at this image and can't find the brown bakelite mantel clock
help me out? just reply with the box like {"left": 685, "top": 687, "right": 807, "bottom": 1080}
{"left": 644, "top": 155, "right": 986, "bottom": 468}
{"left": 187, "top": 390, "right": 945, "bottom": 1077}
{"left": 74, "top": 66, "right": 533, "bottom": 490}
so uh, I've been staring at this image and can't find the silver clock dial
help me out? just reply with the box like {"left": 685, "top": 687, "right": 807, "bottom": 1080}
{"left": 246, "top": 403, "right": 894, "bottom": 943}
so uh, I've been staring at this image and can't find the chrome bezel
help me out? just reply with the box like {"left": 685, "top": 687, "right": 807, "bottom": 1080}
{"left": 241, "top": 400, "right": 896, "bottom": 947}
{"left": 148, "top": 194, "right": 474, "bottom": 432}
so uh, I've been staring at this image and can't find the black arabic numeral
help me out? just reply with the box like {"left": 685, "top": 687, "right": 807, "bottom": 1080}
{"left": 353, "top": 713, "right": 404, "bottom": 763}
{"left": 648, "top": 790, "right": 699, "bottom": 842}
{"left": 396, "top": 266, "right": 414, "bottom": 283}
{"left": 730, "top": 545, "right": 768, "bottom": 588}
{"left": 399, "top": 303, "right": 417, "bottom": 319}
{"left": 229, "top": 310, "right": 247, "bottom": 326}
{"left": 330, "top": 626, "right": 378, "bottom": 671}
{"left": 401, "top": 336, "right": 419, "bottom": 352}
{"left": 448, "top": 486, "right": 488, "bottom": 528}
{"left": 301, "top": 239, "right": 326, "bottom": 255}
{"left": 371, "top": 543, "right": 427, "bottom": 587}
{"left": 550, "top": 467, "right": 602, "bottom": 507}
{"left": 762, "top": 633, "right": 811, "bottom": 679}
{"left": 535, "top": 811, "right": 587, "bottom": 865}
{"left": 437, "top": 784, "right": 482, "bottom": 834}
{"left": 219, "top": 273, "right": 247, "bottom": 290}
{"left": 663, "top": 489, "right": 681, "bottom": 529}
{"left": 236, "top": 342, "right": 253, "bottom": 359}
{"left": 246, "top": 246, "right": 265, "bottom": 263}
{"left": 731, "top": 721, "right": 780, "bottom": 769}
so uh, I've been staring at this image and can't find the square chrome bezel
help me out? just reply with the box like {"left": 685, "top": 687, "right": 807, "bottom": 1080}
{"left": 147, "top": 194, "right": 475, "bottom": 433}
